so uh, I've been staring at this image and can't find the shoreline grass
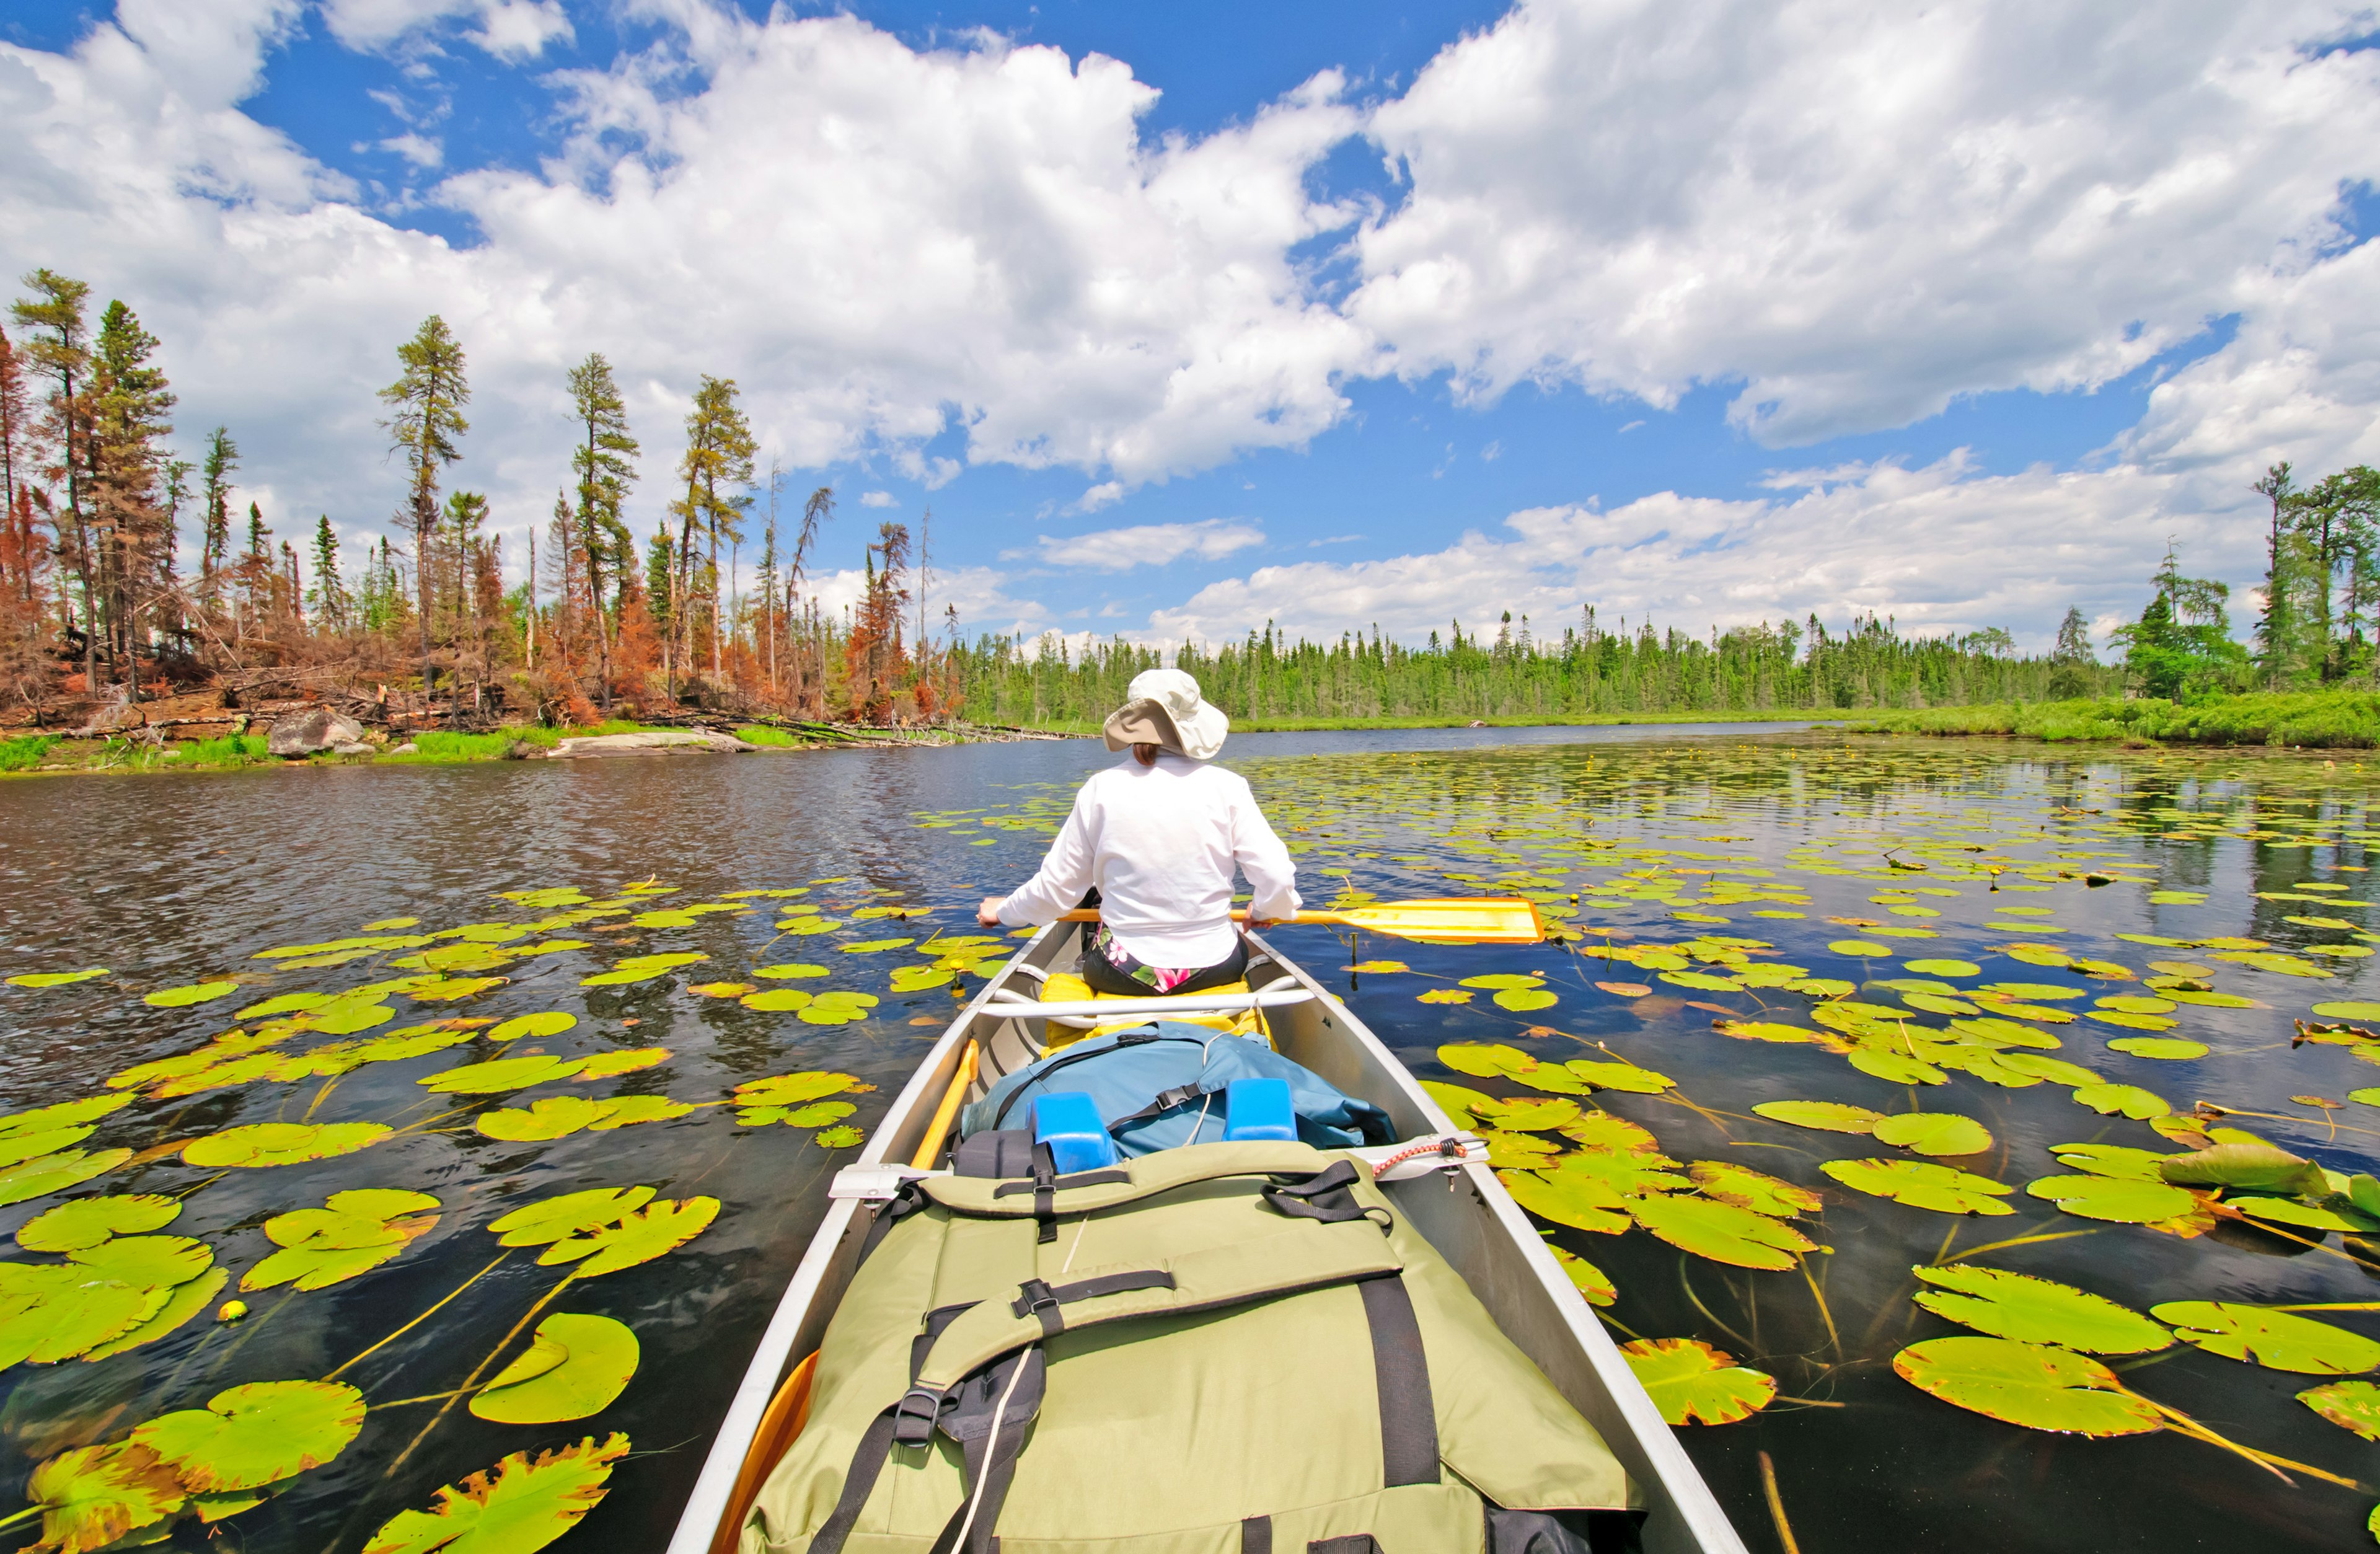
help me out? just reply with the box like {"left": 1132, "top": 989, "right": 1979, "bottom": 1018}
{"left": 1851, "top": 690, "right": 2380, "bottom": 749}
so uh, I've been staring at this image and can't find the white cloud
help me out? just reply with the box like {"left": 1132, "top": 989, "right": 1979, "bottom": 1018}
{"left": 323, "top": 0, "right": 572, "bottom": 60}
{"left": 800, "top": 562, "right": 1049, "bottom": 639}
{"left": 379, "top": 132, "right": 443, "bottom": 167}
{"left": 860, "top": 490, "right": 897, "bottom": 508}
{"left": 1353, "top": 0, "right": 2380, "bottom": 446}
{"left": 1020, "top": 518, "right": 1267, "bottom": 572}
{"left": 1072, "top": 480, "right": 1125, "bottom": 513}
{"left": 1148, "top": 453, "right": 2232, "bottom": 648}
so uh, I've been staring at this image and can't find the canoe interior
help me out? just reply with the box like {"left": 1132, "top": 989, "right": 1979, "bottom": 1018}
{"left": 672, "top": 924, "right": 1745, "bottom": 1554}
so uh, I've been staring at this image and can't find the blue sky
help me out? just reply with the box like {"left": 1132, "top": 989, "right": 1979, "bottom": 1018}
{"left": 4, "top": 1, "right": 2377, "bottom": 650}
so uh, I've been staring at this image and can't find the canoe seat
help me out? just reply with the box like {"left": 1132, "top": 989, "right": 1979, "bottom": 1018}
{"left": 1036, "top": 970, "right": 1268, "bottom": 1051}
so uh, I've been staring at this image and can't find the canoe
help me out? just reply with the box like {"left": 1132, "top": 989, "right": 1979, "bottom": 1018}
{"left": 666, "top": 922, "right": 1749, "bottom": 1554}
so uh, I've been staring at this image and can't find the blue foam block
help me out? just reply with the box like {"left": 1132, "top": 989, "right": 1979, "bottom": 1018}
{"left": 1222, "top": 1077, "right": 1297, "bottom": 1142}
{"left": 1032, "top": 1090, "right": 1119, "bottom": 1173}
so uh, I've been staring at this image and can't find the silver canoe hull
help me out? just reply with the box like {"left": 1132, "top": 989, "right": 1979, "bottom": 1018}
{"left": 666, "top": 924, "right": 1748, "bottom": 1554}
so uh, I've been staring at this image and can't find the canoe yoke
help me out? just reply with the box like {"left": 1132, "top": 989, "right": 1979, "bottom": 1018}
{"left": 759, "top": 1140, "right": 1636, "bottom": 1554}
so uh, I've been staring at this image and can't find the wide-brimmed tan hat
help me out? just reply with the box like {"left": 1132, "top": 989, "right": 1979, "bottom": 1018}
{"left": 1103, "top": 668, "right": 1230, "bottom": 761}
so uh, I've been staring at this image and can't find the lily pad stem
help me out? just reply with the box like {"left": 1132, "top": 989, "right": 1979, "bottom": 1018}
{"left": 382, "top": 1272, "right": 576, "bottom": 1478}
{"left": 1678, "top": 1256, "right": 1756, "bottom": 1356}
{"left": 1798, "top": 1261, "right": 1840, "bottom": 1354}
{"left": 1757, "top": 1451, "right": 1800, "bottom": 1554}
{"left": 1936, "top": 1227, "right": 2100, "bottom": 1265}
{"left": 325, "top": 1250, "right": 509, "bottom": 1382}
{"left": 2146, "top": 1400, "right": 2358, "bottom": 1488}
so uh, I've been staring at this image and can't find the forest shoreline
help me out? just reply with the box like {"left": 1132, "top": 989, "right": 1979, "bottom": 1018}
{"left": 1851, "top": 689, "right": 2380, "bottom": 750}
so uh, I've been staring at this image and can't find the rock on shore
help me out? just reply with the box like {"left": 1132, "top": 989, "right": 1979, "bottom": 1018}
{"left": 547, "top": 730, "right": 757, "bottom": 758}
{"left": 268, "top": 709, "right": 374, "bottom": 757}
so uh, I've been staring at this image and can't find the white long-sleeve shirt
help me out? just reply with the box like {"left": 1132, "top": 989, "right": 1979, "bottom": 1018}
{"left": 995, "top": 753, "right": 1302, "bottom": 966}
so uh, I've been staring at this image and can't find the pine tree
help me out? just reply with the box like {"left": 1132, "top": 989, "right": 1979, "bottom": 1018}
{"left": 89, "top": 299, "right": 174, "bottom": 692}
{"left": 0, "top": 328, "right": 27, "bottom": 561}
{"left": 666, "top": 374, "right": 754, "bottom": 694}
{"left": 377, "top": 315, "right": 469, "bottom": 694}
{"left": 2254, "top": 461, "right": 2303, "bottom": 687}
{"left": 239, "top": 500, "right": 270, "bottom": 639}
{"left": 11, "top": 270, "right": 94, "bottom": 691}
{"left": 567, "top": 352, "right": 637, "bottom": 708}
{"left": 307, "top": 516, "right": 345, "bottom": 629}
{"left": 199, "top": 427, "right": 236, "bottom": 602}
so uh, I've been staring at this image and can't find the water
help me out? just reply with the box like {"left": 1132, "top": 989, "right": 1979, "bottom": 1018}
{"left": 2, "top": 728, "right": 2376, "bottom": 1552}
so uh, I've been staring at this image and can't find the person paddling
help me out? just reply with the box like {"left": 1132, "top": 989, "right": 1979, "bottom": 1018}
{"left": 977, "top": 669, "right": 1300, "bottom": 996}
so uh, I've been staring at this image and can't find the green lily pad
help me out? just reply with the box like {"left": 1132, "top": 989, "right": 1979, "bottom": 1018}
{"left": 488, "top": 1187, "right": 657, "bottom": 1248}
{"left": 840, "top": 938, "right": 915, "bottom": 954}
{"left": 2070, "top": 1084, "right": 2169, "bottom": 1119}
{"left": 2157, "top": 1142, "right": 2329, "bottom": 1196}
{"left": 1459, "top": 974, "right": 1543, "bottom": 991}
{"left": 889, "top": 965, "right": 955, "bottom": 992}
{"left": 1893, "top": 1335, "right": 2160, "bottom": 1435}
{"left": 361, "top": 1433, "right": 628, "bottom": 1554}
{"left": 1499, "top": 1165, "right": 1629, "bottom": 1235}
{"left": 1752, "top": 1100, "right": 1883, "bottom": 1134}
{"left": 490, "top": 1012, "right": 577, "bottom": 1043}
{"left": 18, "top": 1194, "right": 179, "bottom": 1252}
{"left": 182, "top": 1123, "right": 389, "bottom": 1168}
{"left": 82, "top": 1266, "right": 231, "bottom": 1362}
{"left": 2107, "top": 1037, "right": 2208, "bottom": 1059}
{"left": 1848, "top": 1049, "right": 1950, "bottom": 1085}
{"left": 1418, "top": 1082, "right": 1494, "bottom": 1129}
{"left": 1872, "top": 1113, "right": 1994, "bottom": 1157}
{"left": 1494, "top": 988, "right": 1561, "bottom": 1011}
{"left": 1624, "top": 1194, "right": 1815, "bottom": 1269}
{"left": 19, "top": 1441, "right": 185, "bottom": 1552}
{"left": 0, "top": 1095, "right": 133, "bottom": 1139}
{"left": 0, "top": 1268, "right": 153, "bottom": 1366}
{"left": 0, "top": 1126, "right": 97, "bottom": 1167}
{"left": 1994, "top": 1053, "right": 2101, "bottom": 1087}
{"left": 1548, "top": 1245, "right": 1615, "bottom": 1305}
{"left": 1686, "top": 1162, "right": 1822, "bottom": 1217}
{"left": 470, "top": 1314, "right": 640, "bottom": 1424}
{"left": 2297, "top": 1379, "right": 2380, "bottom": 1440}
{"left": 536, "top": 1198, "right": 718, "bottom": 1278}
{"left": 421, "top": 1054, "right": 584, "bottom": 1095}
{"left": 2313, "top": 1002, "right": 2380, "bottom": 1022}
{"left": 581, "top": 953, "right": 707, "bottom": 987}
{"left": 1620, "top": 1338, "right": 1777, "bottom": 1426}
{"left": 571, "top": 1048, "right": 669, "bottom": 1080}
{"left": 2048, "top": 1144, "right": 2176, "bottom": 1181}
{"left": 741, "top": 989, "right": 814, "bottom": 1012}
{"left": 2151, "top": 1302, "right": 2380, "bottom": 1374}
{"left": 134, "top": 1380, "right": 366, "bottom": 1491}
{"left": 0, "top": 1149, "right": 132, "bottom": 1207}
{"left": 732, "top": 1072, "right": 864, "bottom": 1110}
{"left": 2234, "top": 1197, "right": 2380, "bottom": 1234}
{"left": 71, "top": 1234, "right": 211, "bottom": 1289}
{"left": 753, "top": 963, "right": 828, "bottom": 980}
{"left": 2025, "top": 1175, "right": 2201, "bottom": 1224}
{"left": 1557, "top": 1059, "right": 1674, "bottom": 1094}
{"left": 740, "top": 1100, "right": 858, "bottom": 1129}
{"left": 143, "top": 980, "right": 240, "bottom": 1009}
{"left": 814, "top": 1126, "right": 866, "bottom": 1147}
{"left": 1470, "top": 1095, "right": 1584, "bottom": 1132}
{"left": 1911, "top": 1265, "right": 2172, "bottom": 1354}
{"left": 6, "top": 969, "right": 110, "bottom": 988}
{"left": 1829, "top": 940, "right": 1892, "bottom": 956}
{"left": 589, "top": 1096, "right": 697, "bottom": 1130}
{"left": 1904, "top": 959, "right": 1980, "bottom": 977}
{"left": 1481, "top": 1131, "right": 1565, "bottom": 1169}
{"left": 1823, "top": 1159, "right": 2016, "bottom": 1215}
{"left": 245, "top": 1191, "right": 439, "bottom": 1292}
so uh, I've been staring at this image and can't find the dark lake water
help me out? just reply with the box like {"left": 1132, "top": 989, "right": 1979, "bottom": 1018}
{"left": 4, "top": 725, "right": 2378, "bottom": 1553}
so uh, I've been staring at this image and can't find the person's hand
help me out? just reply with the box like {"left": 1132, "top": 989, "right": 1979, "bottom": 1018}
{"left": 1245, "top": 916, "right": 1276, "bottom": 930}
{"left": 977, "top": 896, "right": 1005, "bottom": 928}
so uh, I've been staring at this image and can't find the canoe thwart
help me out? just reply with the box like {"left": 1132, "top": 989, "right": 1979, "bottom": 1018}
{"left": 976, "top": 989, "right": 1318, "bottom": 1022}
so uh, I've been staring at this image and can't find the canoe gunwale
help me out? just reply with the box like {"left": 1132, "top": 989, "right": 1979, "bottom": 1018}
{"left": 663, "top": 924, "right": 1747, "bottom": 1554}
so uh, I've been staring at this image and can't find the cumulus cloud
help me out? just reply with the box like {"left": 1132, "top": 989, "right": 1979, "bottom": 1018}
{"left": 1150, "top": 454, "right": 2220, "bottom": 649}
{"left": 1020, "top": 518, "right": 1266, "bottom": 572}
{"left": 860, "top": 490, "right": 897, "bottom": 508}
{"left": 801, "top": 562, "right": 1050, "bottom": 639}
{"left": 324, "top": 0, "right": 573, "bottom": 59}
{"left": 1354, "top": 0, "right": 2380, "bottom": 446}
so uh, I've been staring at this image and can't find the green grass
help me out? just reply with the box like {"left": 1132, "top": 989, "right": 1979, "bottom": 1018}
{"left": 0, "top": 735, "right": 58, "bottom": 772}
{"left": 180, "top": 734, "right": 272, "bottom": 767}
{"left": 1853, "top": 690, "right": 2380, "bottom": 749}
{"left": 733, "top": 725, "right": 805, "bottom": 748}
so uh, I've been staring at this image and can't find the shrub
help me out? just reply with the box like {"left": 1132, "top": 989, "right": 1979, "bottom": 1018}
{"left": 0, "top": 735, "right": 58, "bottom": 772}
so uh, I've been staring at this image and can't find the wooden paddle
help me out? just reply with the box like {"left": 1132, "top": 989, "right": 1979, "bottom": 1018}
{"left": 1058, "top": 896, "right": 1545, "bottom": 945}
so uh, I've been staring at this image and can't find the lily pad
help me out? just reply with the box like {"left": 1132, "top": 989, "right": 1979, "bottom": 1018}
{"left": 6, "top": 969, "right": 110, "bottom": 988}
{"left": 1624, "top": 1193, "right": 1815, "bottom": 1270}
{"left": 421, "top": 1054, "right": 584, "bottom": 1095}
{"left": 2069, "top": 1084, "right": 2169, "bottom": 1119}
{"left": 477, "top": 1097, "right": 612, "bottom": 1142}
{"left": 733, "top": 1072, "right": 865, "bottom": 1111}
{"left": 19, "top": 1441, "right": 184, "bottom": 1553}
{"left": 1557, "top": 1059, "right": 1674, "bottom": 1095}
{"left": 0, "top": 1270, "right": 153, "bottom": 1366}
{"left": 0, "top": 1095, "right": 133, "bottom": 1139}
{"left": 1499, "top": 1165, "right": 1630, "bottom": 1235}
{"left": 1904, "top": 959, "right": 1980, "bottom": 977}
{"left": 143, "top": 981, "right": 240, "bottom": 1009}
{"left": 1872, "top": 1113, "right": 1994, "bottom": 1157}
{"left": 1495, "top": 987, "right": 1560, "bottom": 1011}
{"left": 245, "top": 1190, "right": 440, "bottom": 1292}
{"left": 2297, "top": 1379, "right": 2380, "bottom": 1440}
{"left": 2107, "top": 1037, "right": 2208, "bottom": 1059}
{"left": 1687, "top": 1162, "right": 1822, "bottom": 1217}
{"left": 741, "top": 989, "right": 814, "bottom": 1012}
{"left": 2313, "top": 1002, "right": 2380, "bottom": 1022}
{"left": 2048, "top": 1144, "right": 2176, "bottom": 1181}
{"left": 840, "top": 938, "right": 915, "bottom": 954}
{"left": 1911, "top": 1265, "right": 2172, "bottom": 1354}
{"left": 82, "top": 1266, "right": 231, "bottom": 1362}
{"left": 753, "top": 963, "right": 828, "bottom": 980}
{"left": 361, "top": 1433, "right": 628, "bottom": 1554}
{"left": 2151, "top": 1302, "right": 2380, "bottom": 1374}
{"left": 0, "top": 1149, "right": 132, "bottom": 1206}
{"left": 1620, "top": 1338, "right": 1777, "bottom": 1426}
{"left": 1548, "top": 1245, "right": 1615, "bottom": 1305}
{"left": 2157, "top": 1142, "right": 2329, "bottom": 1196}
{"left": 71, "top": 1234, "right": 211, "bottom": 1289}
{"left": 134, "top": 1380, "right": 365, "bottom": 1491}
{"left": 182, "top": 1124, "right": 389, "bottom": 1169}
{"left": 889, "top": 965, "right": 956, "bottom": 992}
{"left": 470, "top": 1314, "right": 640, "bottom": 1424}
{"left": 571, "top": 1048, "right": 671, "bottom": 1080}
{"left": 1829, "top": 940, "right": 1892, "bottom": 956}
{"left": 2025, "top": 1175, "right": 2202, "bottom": 1224}
{"left": 1752, "top": 1100, "right": 1883, "bottom": 1134}
{"left": 1893, "top": 1335, "right": 2160, "bottom": 1435}
{"left": 536, "top": 1198, "right": 719, "bottom": 1278}
{"left": 1823, "top": 1159, "right": 2016, "bottom": 1215}
{"left": 488, "top": 1186, "right": 657, "bottom": 1248}
{"left": 18, "top": 1194, "right": 179, "bottom": 1252}
{"left": 490, "top": 1012, "right": 577, "bottom": 1043}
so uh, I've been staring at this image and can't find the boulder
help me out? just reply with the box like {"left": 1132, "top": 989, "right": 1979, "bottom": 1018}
{"left": 267, "top": 708, "right": 370, "bottom": 757}
{"left": 549, "top": 730, "right": 757, "bottom": 758}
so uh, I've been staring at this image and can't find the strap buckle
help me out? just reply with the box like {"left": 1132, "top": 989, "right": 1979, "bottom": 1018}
{"left": 1013, "top": 1278, "right": 1060, "bottom": 1320}
{"left": 1148, "top": 1083, "right": 1203, "bottom": 1113}
{"left": 892, "top": 1386, "right": 942, "bottom": 1446}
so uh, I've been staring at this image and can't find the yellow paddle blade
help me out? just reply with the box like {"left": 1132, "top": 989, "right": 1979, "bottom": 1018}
{"left": 1305, "top": 897, "right": 1545, "bottom": 945}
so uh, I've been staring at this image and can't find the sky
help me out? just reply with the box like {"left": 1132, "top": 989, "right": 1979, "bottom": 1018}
{"left": 3, "top": 0, "right": 2378, "bottom": 654}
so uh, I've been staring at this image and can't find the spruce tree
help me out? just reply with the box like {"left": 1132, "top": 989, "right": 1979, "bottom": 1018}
{"left": 90, "top": 300, "right": 174, "bottom": 690}
{"left": 200, "top": 427, "right": 236, "bottom": 600}
{"left": 377, "top": 316, "right": 469, "bottom": 694}
{"left": 567, "top": 352, "right": 637, "bottom": 707}
{"left": 2254, "top": 462, "right": 2301, "bottom": 687}
{"left": 308, "top": 516, "right": 344, "bottom": 629}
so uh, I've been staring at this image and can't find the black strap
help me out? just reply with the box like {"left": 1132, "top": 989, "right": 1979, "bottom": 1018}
{"left": 1308, "top": 1539, "right": 1382, "bottom": 1553}
{"left": 910, "top": 1302, "right": 977, "bottom": 1382}
{"left": 1262, "top": 1162, "right": 1386, "bottom": 1228}
{"left": 808, "top": 1406, "right": 900, "bottom": 1554}
{"left": 987, "top": 1031, "right": 1202, "bottom": 1128}
{"left": 1106, "top": 1082, "right": 1210, "bottom": 1131}
{"left": 1241, "top": 1516, "right": 1272, "bottom": 1554}
{"left": 1010, "top": 1269, "right": 1178, "bottom": 1335}
{"left": 990, "top": 1168, "right": 1130, "bottom": 1198}
{"left": 1357, "top": 1275, "right": 1439, "bottom": 1486}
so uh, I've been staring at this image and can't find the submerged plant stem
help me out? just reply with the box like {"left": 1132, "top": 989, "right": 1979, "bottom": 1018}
{"left": 1758, "top": 1450, "right": 1801, "bottom": 1554}
{"left": 1939, "top": 1227, "right": 2100, "bottom": 1265}
{"left": 326, "top": 1250, "right": 509, "bottom": 1383}
{"left": 383, "top": 1272, "right": 576, "bottom": 1478}
{"left": 1800, "top": 1260, "right": 1841, "bottom": 1354}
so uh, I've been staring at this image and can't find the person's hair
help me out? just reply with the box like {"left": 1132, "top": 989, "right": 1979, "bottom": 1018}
{"left": 1132, "top": 743, "right": 1160, "bottom": 767}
